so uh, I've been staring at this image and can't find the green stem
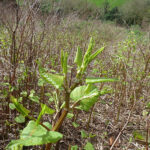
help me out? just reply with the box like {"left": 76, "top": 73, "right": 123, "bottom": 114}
{"left": 45, "top": 109, "right": 69, "bottom": 150}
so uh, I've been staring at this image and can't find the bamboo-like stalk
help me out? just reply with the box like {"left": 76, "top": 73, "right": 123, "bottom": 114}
{"left": 45, "top": 109, "right": 68, "bottom": 150}
{"left": 45, "top": 89, "right": 70, "bottom": 150}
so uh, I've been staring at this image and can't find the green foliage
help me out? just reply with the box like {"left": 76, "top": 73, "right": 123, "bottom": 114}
{"left": 40, "top": 0, "right": 52, "bottom": 14}
{"left": 88, "top": 0, "right": 128, "bottom": 8}
{"left": 84, "top": 142, "right": 95, "bottom": 150}
{"left": 9, "top": 103, "right": 16, "bottom": 110}
{"left": 36, "top": 104, "right": 55, "bottom": 124}
{"left": 61, "top": 50, "right": 68, "bottom": 75}
{"left": 29, "top": 90, "right": 40, "bottom": 103}
{"left": 15, "top": 114, "right": 25, "bottom": 124}
{"left": 81, "top": 130, "right": 88, "bottom": 139}
{"left": 74, "top": 47, "right": 83, "bottom": 71}
{"left": 119, "top": 0, "right": 150, "bottom": 25}
{"left": 6, "top": 121, "right": 63, "bottom": 149}
{"left": 133, "top": 131, "right": 145, "bottom": 141}
{"left": 20, "top": 91, "right": 27, "bottom": 97}
{"left": 71, "top": 145, "right": 78, "bottom": 150}
{"left": 16, "top": 0, "right": 24, "bottom": 6}
{"left": 43, "top": 122, "right": 52, "bottom": 130}
{"left": 67, "top": 113, "right": 74, "bottom": 119}
{"left": 70, "top": 84, "right": 99, "bottom": 111}
{"left": 39, "top": 67, "right": 64, "bottom": 89}
{"left": 86, "top": 77, "right": 118, "bottom": 84}
{"left": 7, "top": 37, "right": 117, "bottom": 149}
{"left": 76, "top": 38, "right": 105, "bottom": 76}
{"left": 10, "top": 96, "right": 30, "bottom": 116}
{"left": 72, "top": 122, "right": 80, "bottom": 128}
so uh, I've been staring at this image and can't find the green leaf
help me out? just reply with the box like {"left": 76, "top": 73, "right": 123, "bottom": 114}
{"left": 72, "top": 122, "right": 80, "bottom": 128}
{"left": 18, "top": 97, "right": 23, "bottom": 102}
{"left": 142, "top": 110, "right": 148, "bottom": 116}
{"left": 133, "top": 131, "right": 145, "bottom": 141}
{"left": 36, "top": 104, "right": 55, "bottom": 124}
{"left": 61, "top": 50, "right": 68, "bottom": 74}
{"left": 9, "top": 103, "right": 16, "bottom": 110}
{"left": 81, "top": 130, "right": 88, "bottom": 139}
{"left": 86, "top": 77, "right": 119, "bottom": 84}
{"left": 71, "top": 145, "right": 78, "bottom": 150}
{"left": 81, "top": 37, "right": 94, "bottom": 72}
{"left": 20, "top": 91, "right": 27, "bottom": 97}
{"left": 74, "top": 47, "right": 82, "bottom": 69}
{"left": 29, "top": 91, "right": 40, "bottom": 103}
{"left": 84, "top": 37, "right": 94, "bottom": 60}
{"left": 6, "top": 121, "right": 63, "bottom": 149}
{"left": 38, "top": 78, "right": 45, "bottom": 86}
{"left": 67, "top": 113, "right": 74, "bottom": 119}
{"left": 88, "top": 47, "right": 105, "bottom": 62}
{"left": 16, "top": 0, "right": 24, "bottom": 6}
{"left": 29, "top": 95, "right": 40, "bottom": 103}
{"left": 10, "top": 96, "right": 30, "bottom": 116}
{"left": 39, "top": 68, "right": 64, "bottom": 89}
{"left": 70, "top": 84, "right": 99, "bottom": 111}
{"left": 84, "top": 142, "right": 94, "bottom": 150}
{"left": 89, "top": 133, "right": 96, "bottom": 138}
{"left": 15, "top": 114, "right": 25, "bottom": 123}
{"left": 41, "top": 103, "right": 55, "bottom": 115}
{"left": 100, "top": 86, "right": 113, "bottom": 95}
{"left": 43, "top": 122, "right": 52, "bottom": 130}
{"left": 146, "top": 102, "right": 150, "bottom": 109}
{"left": 6, "top": 144, "right": 23, "bottom": 150}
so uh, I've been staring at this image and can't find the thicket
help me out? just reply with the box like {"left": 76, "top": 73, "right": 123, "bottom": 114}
{"left": 35, "top": 0, "right": 150, "bottom": 26}
{"left": 2, "top": 0, "right": 150, "bottom": 26}
{"left": 0, "top": 0, "right": 150, "bottom": 150}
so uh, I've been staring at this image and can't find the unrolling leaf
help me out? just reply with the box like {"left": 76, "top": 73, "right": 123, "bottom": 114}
{"left": 84, "top": 37, "right": 94, "bottom": 59}
{"left": 88, "top": 47, "right": 105, "bottom": 62}
{"left": 86, "top": 77, "right": 119, "bottom": 84}
{"left": 74, "top": 47, "right": 82, "bottom": 69}
{"left": 61, "top": 50, "right": 68, "bottom": 74}
{"left": 63, "top": 52, "right": 68, "bottom": 74}
{"left": 6, "top": 121, "right": 63, "bottom": 149}
{"left": 39, "top": 70, "right": 64, "bottom": 89}
{"left": 81, "top": 38, "right": 94, "bottom": 72}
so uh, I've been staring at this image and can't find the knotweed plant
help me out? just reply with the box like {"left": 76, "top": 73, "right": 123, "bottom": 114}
{"left": 7, "top": 38, "right": 118, "bottom": 150}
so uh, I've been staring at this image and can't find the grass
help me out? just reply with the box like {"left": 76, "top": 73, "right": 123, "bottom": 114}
{"left": 87, "top": 0, "right": 131, "bottom": 8}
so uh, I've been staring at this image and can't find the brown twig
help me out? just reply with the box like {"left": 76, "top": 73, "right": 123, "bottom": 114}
{"left": 110, "top": 106, "right": 134, "bottom": 150}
